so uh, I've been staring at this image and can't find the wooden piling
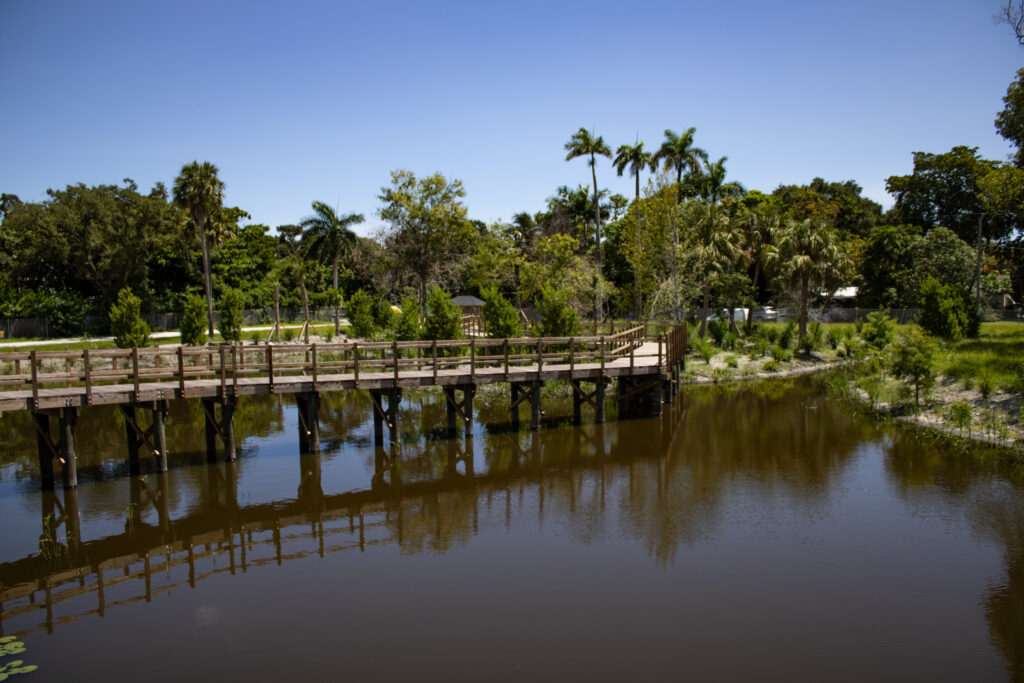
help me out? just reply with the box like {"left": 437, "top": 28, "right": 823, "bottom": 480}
{"left": 153, "top": 401, "right": 168, "bottom": 473}
{"left": 60, "top": 407, "right": 78, "bottom": 489}
{"left": 530, "top": 381, "right": 542, "bottom": 431}
{"left": 123, "top": 405, "right": 140, "bottom": 475}
{"left": 35, "top": 413, "right": 54, "bottom": 490}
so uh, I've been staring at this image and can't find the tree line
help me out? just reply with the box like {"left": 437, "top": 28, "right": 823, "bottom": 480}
{"left": 1, "top": 114, "right": 1021, "bottom": 340}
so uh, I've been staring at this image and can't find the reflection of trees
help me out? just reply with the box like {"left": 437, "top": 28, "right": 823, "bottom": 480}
{"left": 618, "top": 381, "right": 865, "bottom": 566}
{"left": 884, "top": 432, "right": 1024, "bottom": 679}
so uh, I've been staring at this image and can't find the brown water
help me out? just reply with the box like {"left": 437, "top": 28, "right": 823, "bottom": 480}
{"left": 0, "top": 380, "right": 1021, "bottom": 681}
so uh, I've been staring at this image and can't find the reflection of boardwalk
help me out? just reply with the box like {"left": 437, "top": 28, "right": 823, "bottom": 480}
{"left": 0, "top": 325, "right": 686, "bottom": 491}
{"left": 0, "top": 426, "right": 680, "bottom": 639}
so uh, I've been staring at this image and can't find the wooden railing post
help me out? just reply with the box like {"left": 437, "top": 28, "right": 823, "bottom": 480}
{"left": 392, "top": 341, "right": 399, "bottom": 383}
{"left": 600, "top": 336, "right": 605, "bottom": 375}
{"left": 569, "top": 337, "right": 574, "bottom": 379}
{"left": 132, "top": 347, "right": 140, "bottom": 401}
{"left": 353, "top": 343, "right": 360, "bottom": 387}
{"left": 266, "top": 345, "right": 274, "bottom": 392}
{"left": 536, "top": 339, "right": 543, "bottom": 375}
{"left": 232, "top": 344, "right": 240, "bottom": 397}
{"left": 470, "top": 337, "right": 476, "bottom": 383}
{"left": 658, "top": 334, "right": 664, "bottom": 369}
{"left": 178, "top": 347, "right": 186, "bottom": 398}
{"left": 312, "top": 343, "right": 319, "bottom": 390}
{"left": 432, "top": 339, "right": 438, "bottom": 383}
{"left": 30, "top": 350, "right": 38, "bottom": 409}
{"left": 503, "top": 339, "right": 509, "bottom": 380}
{"left": 84, "top": 348, "right": 93, "bottom": 404}
{"left": 219, "top": 346, "right": 226, "bottom": 399}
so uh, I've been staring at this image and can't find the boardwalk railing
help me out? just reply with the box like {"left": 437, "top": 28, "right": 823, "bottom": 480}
{"left": 0, "top": 325, "right": 679, "bottom": 409}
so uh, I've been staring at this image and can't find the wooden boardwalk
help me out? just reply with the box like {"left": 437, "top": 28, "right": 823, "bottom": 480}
{"left": 0, "top": 323, "right": 687, "bottom": 489}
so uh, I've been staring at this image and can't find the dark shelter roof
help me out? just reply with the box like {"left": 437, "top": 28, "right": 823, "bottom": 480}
{"left": 451, "top": 295, "right": 485, "bottom": 307}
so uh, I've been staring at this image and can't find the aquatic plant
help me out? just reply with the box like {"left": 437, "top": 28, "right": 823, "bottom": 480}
{"left": 0, "top": 636, "right": 38, "bottom": 679}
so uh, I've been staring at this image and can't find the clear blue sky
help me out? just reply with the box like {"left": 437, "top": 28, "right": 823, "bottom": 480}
{"left": 1, "top": 0, "right": 1020, "bottom": 236}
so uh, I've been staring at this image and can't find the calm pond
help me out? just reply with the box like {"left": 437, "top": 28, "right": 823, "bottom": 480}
{"left": 0, "top": 379, "right": 1021, "bottom": 681}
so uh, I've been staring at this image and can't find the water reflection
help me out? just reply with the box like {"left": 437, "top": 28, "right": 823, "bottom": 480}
{"left": 0, "top": 380, "right": 1021, "bottom": 679}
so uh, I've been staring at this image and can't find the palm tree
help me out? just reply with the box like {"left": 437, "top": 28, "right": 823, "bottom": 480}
{"left": 654, "top": 128, "right": 708, "bottom": 320}
{"left": 686, "top": 202, "right": 742, "bottom": 337}
{"left": 654, "top": 128, "right": 708, "bottom": 203}
{"left": 738, "top": 206, "right": 780, "bottom": 334}
{"left": 699, "top": 157, "right": 745, "bottom": 205}
{"left": 613, "top": 141, "right": 654, "bottom": 203}
{"left": 173, "top": 161, "right": 224, "bottom": 337}
{"left": 301, "top": 201, "right": 365, "bottom": 334}
{"left": 775, "top": 218, "right": 844, "bottom": 337}
{"left": 565, "top": 128, "right": 611, "bottom": 319}
{"left": 614, "top": 141, "right": 655, "bottom": 318}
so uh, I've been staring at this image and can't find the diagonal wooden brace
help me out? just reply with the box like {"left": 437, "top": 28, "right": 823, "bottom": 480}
{"left": 201, "top": 400, "right": 228, "bottom": 443}
{"left": 33, "top": 416, "right": 62, "bottom": 464}
{"left": 370, "top": 392, "right": 393, "bottom": 429}
{"left": 618, "top": 377, "right": 662, "bottom": 402}
{"left": 444, "top": 389, "right": 470, "bottom": 422}
{"left": 570, "top": 380, "right": 599, "bottom": 409}
{"left": 508, "top": 384, "right": 537, "bottom": 412}
{"left": 121, "top": 406, "right": 159, "bottom": 456}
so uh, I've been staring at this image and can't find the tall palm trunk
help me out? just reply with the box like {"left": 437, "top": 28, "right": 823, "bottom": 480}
{"left": 745, "top": 259, "right": 761, "bottom": 335}
{"left": 591, "top": 158, "right": 601, "bottom": 321}
{"left": 199, "top": 218, "right": 215, "bottom": 337}
{"left": 799, "top": 270, "right": 809, "bottom": 338}
{"left": 671, "top": 167, "right": 684, "bottom": 322}
{"left": 332, "top": 258, "right": 340, "bottom": 335}
{"left": 699, "top": 280, "right": 711, "bottom": 337}
{"left": 634, "top": 176, "right": 642, "bottom": 320}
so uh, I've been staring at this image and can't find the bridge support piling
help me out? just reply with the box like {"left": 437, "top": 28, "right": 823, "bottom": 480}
{"left": 617, "top": 376, "right": 664, "bottom": 419}
{"left": 444, "top": 388, "right": 457, "bottom": 436}
{"left": 123, "top": 406, "right": 141, "bottom": 475}
{"left": 462, "top": 384, "right": 475, "bottom": 438}
{"left": 152, "top": 401, "right": 168, "bottom": 473}
{"left": 203, "top": 398, "right": 217, "bottom": 462}
{"left": 34, "top": 413, "right": 54, "bottom": 490}
{"left": 388, "top": 387, "right": 401, "bottom": 445}
{"left": 60, "top": 407, "right": 78, "bottom": 489}
{"left": 572, "top": 386, "right": 582, "bottom": 425}
{"left": 530, "top": 381, "right": 542, "bottom": 430}
{"left": 296, "top": 392, "right": 320, "bottom": 454}
{"left": 223, "top": 401, "right": 237, "bottom": 461}
{"left": 510, "top": 385, "right": 521, "bottom": 430}
{"left": 371, "top": 392, "right": 385, "bottom": 447}
{"left": 596, "top": 380, "right": 606, "bottom": 424}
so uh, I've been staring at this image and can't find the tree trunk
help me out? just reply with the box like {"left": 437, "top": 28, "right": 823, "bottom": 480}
{"left": 799, "top": 270, "right": 809, "bottom": 338}
{"left": 301, "top": 281, "right": 311, "bottom": 344}
{"left": 332, "top": 257, "right": 340, "bottom": 335}
{"left": 699, "top": 280, "right": 711, "bottom": 338}
{"left": 199, "top": 218, "right": 215, "bottom": 337}
{"left": 745, "top": 259, "right": 761, "bottom": 335}
{"left": 635, "top": 177, "right": 642, "bottom": 320}
{"left": 591, "top": 158, "right": 602, "bottom": 321}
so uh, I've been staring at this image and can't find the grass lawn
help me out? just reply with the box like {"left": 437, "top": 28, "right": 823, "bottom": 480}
{"left": 939, "top": 322, "right": 1024, "bottom": 391}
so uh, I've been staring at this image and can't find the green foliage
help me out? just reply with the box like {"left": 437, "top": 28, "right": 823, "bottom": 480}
{"left": 724, "top": 354, "right": 739, "bottom": 368}
{"left": 810, "top": 321, "right": 822, "bottom": 345}
{"left": 691, "top": 336, "right": 718, "bottom": 364}
{"left": 995, "top": 67, "right": 1024, "bottom": 167}
{"left": 826, "top": 328, "right": 841, "bottom": 350}
{"left": 423, "top": 287, "right": 463, "bottom": 340}
{"left": 347, "top": 289, "right": 377, "bottom": 339}
{"left": 763, "top": 359, "right": 780, "bottom": 373}
{"left": 721, "top": 331, "right": 739, "bottom": 351}
{"left": 0, "top": 635, "right": 38, "bottom": 678}
{"left": 978, "top": 370, "right": 995, "bottom": 402}
{"left": 778, "top": 321, "right": 796, "bottom": 349}
{"left": 372, "top": 296, "right": 396, "bottom": 331}
{"left": 707, "top": 319, "right": 727, "bottom": 345}
{"left": 752, "top": 337, "right": 769, "bottom": 359}
{"left": 109, "top": 287, "right": 150, "bottom": 348}
{"left": 217, "top": 288, "right": 244, "bottom": 342}
{"left": 763, "top": 325, "right": 779, "bottom": 344}
{"left": 919, "top": 277, "right": 979, "bottom": 341}
{"left": 769, "top": 344, "right": 793, "bottom": 363}
{"left": 861, "top": 311, "right": 895, "bottom": 350}
{"left": 394, "top": 297, "right": 422, "bottom": 341}
{"left": 947, "top": 401, "right": 973, "bottom": 436}
{"left": 798, "top": 334, "right": 816, "bottom": 355}
{"left": 536, "top": 285, "right": 580, "bottom": 337}
{"left": 480, "top": 286, "right": 523, "bottom": 339}
{"left": 890, "top": 327, "right": 936, "bottom": 409}
{"left": 0, "top": 288, "right": 88, "bottom": 337}
{"left": 180, "top": 293, "right": 208, "bottom": 346}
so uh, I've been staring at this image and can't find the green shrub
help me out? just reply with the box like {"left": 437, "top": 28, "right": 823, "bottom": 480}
{"left": 480, "top": 286, "right": 523, "bottom": 338}
{"left": 691, "top": 336, "right": 718, "bottom": 364}
{"left": 798, "top": 334, "right": 815, "bottom": 355}
{"left": 769, "top": 344, "right": 792, "bottom": 363}
{"left": 109, "top": 287, "right": 150, "bottom": 349}
{"left": 947, "top": 401, "right": 972, "bottom": 436}
{"left": 763, "top": 359, "right": 780, "bottom": 373}
{"left": 842, "top": 337, "right": 863, "bottom": 359}
{"left": 250, "top": 330, "right": 261, "bottom": 344}
{"left": 722, "top": 331, "right": 739, "bottom": 351}
{"left": 890, "top": 327, "right": 936, "bottom": 410}
{"left": 978, "top": 370, "right": 995, "bottom": 402}
{"left": 779, "top": 321, "right": 796, "bottom": 349}
{"left": 751, "top": 337, "right": 769, "bottom": 359}
{"left": 423, "top": 286, "right": 463, "bottom": 340}
{"left": 724, "top": 354, "right": 739, "bottom": 369}
{"left": 283, "top": 328, "right": 295, "bottom": 342}
{"left": 217, "top": 288, "right": 244, "bottom": 342}
{"left": 712, "top": 367, "right": 732, "bottom": 381}
{"left": 347, "top": 289, "right": 377, "bottom": 339}
{"left": 763, "top": 325, "right": 779, "bottom": 344}
{"left": 372, "top": 296, "right": 396, "bottom": 332}
{"left": 707, "top": 319, "right": 727, "bottom": 346}
{"left": 826, "top": 328, "right": 841, "bottom": 350}
{"left": 394, "top": 297, "right": 422, "bottom": 341}
{"left": 861, "top": 311, "right": 895, "bottom": 350}
{"left": 919, "top": 277, "right": 980, "bottom": 341}
{"left": 536, "top": 285, "right": 579, "bottom": 337}
{"left": 810, "top": 321, "right": 823, "bottom": 345}
{"left": 180, "top": 293, "right": 208, "bottom": 346}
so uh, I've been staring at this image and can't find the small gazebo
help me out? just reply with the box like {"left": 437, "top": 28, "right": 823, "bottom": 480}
{"left": 451, "top": 295, "right": 485, "bottom": 317}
